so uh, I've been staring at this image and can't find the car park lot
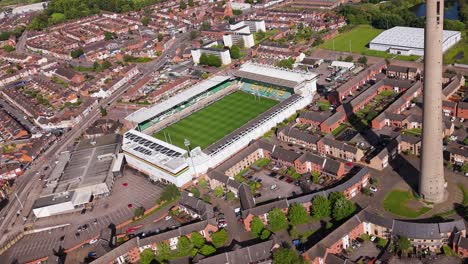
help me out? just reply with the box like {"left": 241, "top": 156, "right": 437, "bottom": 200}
{"left": 252, "top": 170, "right": 302, "bottom": 203}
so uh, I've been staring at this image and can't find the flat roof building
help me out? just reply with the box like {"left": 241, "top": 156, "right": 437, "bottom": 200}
{"left": 122, "top": 130, "right": 193, "bottom": 187}
{"left": 32, "top": 134, "right": 121, "bottom": 218}
{"left": 369, "top": 26, "right": 461, "bottom": 56}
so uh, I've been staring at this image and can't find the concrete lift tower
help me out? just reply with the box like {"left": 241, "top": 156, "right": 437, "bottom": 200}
{"left": 419, "top": 0, "right": 447, "bottom": 203}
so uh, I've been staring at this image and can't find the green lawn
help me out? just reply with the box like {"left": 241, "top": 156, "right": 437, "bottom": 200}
{"left": 153, "top": 91, "right": 278, "bottom": 149}
{"left": 321, "top": 25, "right": 419, "bottom": 61}
{"left": 444, "top": 30, "right": 468, "bottom": 65}
{"left": 383, "top": 190, "right": 431, "bottom": 218}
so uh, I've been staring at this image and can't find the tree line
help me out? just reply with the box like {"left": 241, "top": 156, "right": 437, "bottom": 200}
{"left": 338, "top": 0, "right": 466, "bottom": 31}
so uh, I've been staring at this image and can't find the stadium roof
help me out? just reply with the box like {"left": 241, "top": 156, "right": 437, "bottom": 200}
{"left": 122, "top": 130, "right": 188, "bottom": 174}
{"left": 125, "top": 75, "right": 231, "bottom": 124}
{"left": 234, "top": 62, "right": 318, "bottom": 89}
{"left": 370, "top": 26, "right": 460, "bottom": 49}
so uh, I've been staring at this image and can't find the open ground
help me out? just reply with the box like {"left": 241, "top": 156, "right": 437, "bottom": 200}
{"left": 153, "top": 91, "right": 278, "bottom": 149}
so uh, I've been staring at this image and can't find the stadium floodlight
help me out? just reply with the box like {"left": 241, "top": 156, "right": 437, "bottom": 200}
{"left": 184, "top": 138, "right": 197, "bottom": 177}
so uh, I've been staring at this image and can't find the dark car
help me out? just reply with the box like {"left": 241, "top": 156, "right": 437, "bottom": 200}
{"left": 254, "top": 193, "right": 262, "bottom": 198}
{"left": 269, "top": 172, "right": 277, "bottom": 177}
{"left": 279, "top": 176, "right": 285, "bottom": 180}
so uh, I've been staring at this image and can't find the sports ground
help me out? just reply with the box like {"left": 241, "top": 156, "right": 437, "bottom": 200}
{"left": 153, "top": 91, "right": 278, "bottom": 149}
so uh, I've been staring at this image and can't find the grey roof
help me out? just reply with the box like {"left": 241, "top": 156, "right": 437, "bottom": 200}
{"left": 93, "top": 219, "right": 218, "bottom": 264}
{"left": 325, "top": 254, "right": 356, "bottom": 264}
{"left": 458, "top": 101, "right": 468, "bottom": 110}
{"left": 278, "top": 126, "right": 321, "bottom": 145}
{"left": 239, "top": 184, "right": 255, "bottom": 210}
{"left": 216, "top": 140, "right": 274, "bottom": 172}
{"left": 439, "top": 219, "right": 466, "bottom": 233}
{"left": 387, "top": 64, "right": 418, "bottom": 73}
{"left": 382, "top": 78, "right": 415, "bottom": 89}
{"left": 271, "top": 147, "right": 302, "bottom": 163}
{"left": 447, "top": 144, "right": 468, "bottom": 157}
{"left": 336, "top": 60, "right": 385, "bottom": 94}
{"left": 297, "top": 110, "right": 331, "bottom": 123}
{"left": 322, "top": 159, "right": 342, "bottom": 176}
{"left": 242, "top": 199, "right": 289, "bottom": 218}
{"left": 458, "top": 237, "right": 468, "bottom": 249}
{"left": 197, "top": 240, "right": 274, "bottom": 264}
{"left": 207, "top": 169, "right": 241, "bottom": 190}
{"left": 32, "top": 191, "right": 75, "bottom": 209}
{"left": 401, "top": 134, "right": 421, "bottom": 145}
{"left": 443, "top": 74, "right": 463, "bottom": 97}
{"left": 322, "top": 111, "right": 345, "bottom": 127}
{"left": 392, "top": 221, "right": 441, "bottom": 239}
{"left": 320, "top": 137, "right": 358, "bottom": 154}
{"left": 179, "top": 191, "right": 214, "bottom": 220}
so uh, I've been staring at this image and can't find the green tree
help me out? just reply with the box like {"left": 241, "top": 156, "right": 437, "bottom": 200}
{"left": 201, "top": 21, "right": 211, "bottom": 30}
{"left": 275, "top": 58, "right": 295, "bottom": 69}
{"left": 190, "top": 30, "right": 199, "bottom": 40}
{"left": 267, "top": 208, "right": 288, "bottom": 232}
{"left": 213, "top": 186, "right": 224, "bottom": 197}
{"left": 156, "top": 242, "right": 171, "bottom": 262}
{"left": 158, "top": 33, "right": 164, "bottom": 42}
{"left": 250, "top": 216, "right": 264, "bottom": 237}
{"left": 177, "top": 236, "right": 193, "bottom": 256}
{"left": 70, "top": 48, "right": 84, "bottom": 58}
{"left": 226, "top": 191, "right": 236, "bottom": 201}
{"left": 230, "top": 45, "right": 242, "bottom": 59}
{"left": 190, "top": 231, "right": 205, "bottom": 248}
{"left": 311, "top": 195, "right": 331, "bottom": 219}
{"left": 188, "top": 0, "right": 194, "bottom": 7}
{"left": 396, "top": 236, "right": 412, "bottom": 254}
{"left": 3, "top": 45, "right": 14, "bottom": 52}
{"left": 180, "top": 0, "right": 187, "bottom": 9}
{"left": 199, "top": 244, "right": 216, "bottom": 256}
{"left": 462, "top": 163, "right": 468, "bottom": 174}
{"left": 141, "top": 16, "right": 151, "bottom": 26}
{"left": 288, "top": 203, "right": 310, "bottom": 226}
{"left": 233, "top": 9, "right": 243, "bottom": 16}
{"left": 104, "top": 31, "right": 116, "bottom": 40}
{"left": 49, "top": 13, "right": 66, "bottom": 24}
{"left": 158, "top": 184, "right": 180, "bottom": 203}
{"left": 100, "top": 106, "right": 107, "bottom": 117}
{"left": 190, "top": 187, "right": 200, "bottom": 198}
{"left": 344, "top": 55, "right": 353, "bottom": 62}
{"left": 211, "top": 229, "right": 228, "bottom": 248}
{"left": 260, "top": 229, "right": 271, "bottom": 240}
{"left": 329, "top": 192, "right": 345, "bottom": 205}
{"left": 134, "top": 206, "right": 145, "bottom": 218}
{"left": 273, "top": 248, "right": 306, "bottom": 264}
{"left": 357, "top": 56, "right": 368, "bottom": 65}
{"left": 101, "top": 60, "right": 112, "bottom": 70}
{"left": 443, "top": 19, "right": 465, "bottom": 31}
{"left": 311, "top": 171, "right": 320, "bottom": 184}
{"left": 140, "top": 248, "right": 155, "bottom": 264}
{"left": 332, "top": 196, "right": 356, "bottom": 221}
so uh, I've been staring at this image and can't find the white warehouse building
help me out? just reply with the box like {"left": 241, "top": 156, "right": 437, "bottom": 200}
{"left": 191, "top": 48, "right": 232, "bottom": 65}
{"left": 369, "top": 26, "right": 461, "bottom": 56}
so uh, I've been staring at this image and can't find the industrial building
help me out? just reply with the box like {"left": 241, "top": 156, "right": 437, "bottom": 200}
{"left": 369, "top": 26, "right": 461, "bottom": 56}
{"left": 32, "top": 134, "right": 122, "bottom": 218}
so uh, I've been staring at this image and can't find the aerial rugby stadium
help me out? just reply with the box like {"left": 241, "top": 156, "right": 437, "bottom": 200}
{"left": 122, "top": 62, "right": 318, "bottom": 187}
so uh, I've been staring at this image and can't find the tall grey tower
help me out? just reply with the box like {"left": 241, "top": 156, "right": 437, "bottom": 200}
{"left": 419, "top": 0, "right": 446, "bottom": 203}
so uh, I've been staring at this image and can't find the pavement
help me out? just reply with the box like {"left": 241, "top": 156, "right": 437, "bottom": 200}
{"left": 0, "top": 31, "right": 190, "bottom": 250}
{"left": 0, "top": 169, "right": 165, "bottom": 263}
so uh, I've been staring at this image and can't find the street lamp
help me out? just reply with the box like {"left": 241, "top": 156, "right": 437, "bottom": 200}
{"left": 184, "top": 139, "right": 197, "bottom": 178}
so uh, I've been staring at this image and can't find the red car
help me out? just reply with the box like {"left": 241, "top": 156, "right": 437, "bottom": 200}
{"left": 125, "top": 225, "right": 143, "bottom": 234}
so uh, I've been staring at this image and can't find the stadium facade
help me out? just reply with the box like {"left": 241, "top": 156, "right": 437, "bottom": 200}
{"left": 123, "top": 62, "right": 318, "bottom": 187}
{"left": 369, "top": 26, "right": 461, "bottom": 56}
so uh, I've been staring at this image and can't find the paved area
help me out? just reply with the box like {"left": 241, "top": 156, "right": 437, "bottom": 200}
{"left": 253, "top": 170, "right": 302, "bottom": 203}
{"left": 348, "top": 241, "right": 380, "bottom": 262}
{"left": 354, "top": 154, "right": 468, "bottom": 219}
{"left": 0, "top": 168, "right": 163, "bottom": 263}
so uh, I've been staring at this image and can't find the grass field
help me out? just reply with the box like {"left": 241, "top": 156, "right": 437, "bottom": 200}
{"left": 444, "top": 30, "right": 468, "bottom": 65}
{"left": 321, "top": 25, "right": 419, "bottom": 61}
{"left": 383, "top": 190, "right": 431, "bottom": 218}
{"left": 153, "top": 91, "right": 278, "bottom": 149}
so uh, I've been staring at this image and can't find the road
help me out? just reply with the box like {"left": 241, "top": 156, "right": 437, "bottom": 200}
{"left": 0, "top": 2, "right": 47, "bottom": 19}
{"left": 0, "top": 32, "right": 189, "bottom": 248}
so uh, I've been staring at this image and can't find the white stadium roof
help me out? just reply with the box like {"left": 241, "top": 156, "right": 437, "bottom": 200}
{"left": 125, "top": 75, "right": 231, "bottom": 124}
{"left": 234, "top": 62, "right": 318, "bottom": 89}
{"left": 122, "top": 130, "right": 188, "bottom": 174}
{"left": 370, "top": 26, "right": 461, "bottom": 49}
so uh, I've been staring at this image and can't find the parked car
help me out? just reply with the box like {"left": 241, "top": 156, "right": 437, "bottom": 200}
{"left": 89, "top": 239, "right": 98, "bottom": 244}
{"left": 270, "top": 184, "right": 277, "bottom": 190}
{"left": 279, "top": 176, "right": 285, "bottom": 181}
{"left": 369, "top": 186, "right": 378, "bottom": 193}
{"left": 254, "top": 193, "right": 262, "bottom": 198}
{"left": 165, "top": 215, "right": 172, "bottom": 221}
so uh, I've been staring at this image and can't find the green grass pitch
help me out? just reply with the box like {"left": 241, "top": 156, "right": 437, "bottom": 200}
{"left": 153, "top": 91, "right": 278, "bottom": 149}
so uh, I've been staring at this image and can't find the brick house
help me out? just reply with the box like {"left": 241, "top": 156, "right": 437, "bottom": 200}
{"left": 317, "top": 137, "right": 364, "bottom": 162}
{"left": 296, "top": 110, "right": 331, "bottom": 130}
{"left": 277, "top": 126, "right": 321, "bottom": 151}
